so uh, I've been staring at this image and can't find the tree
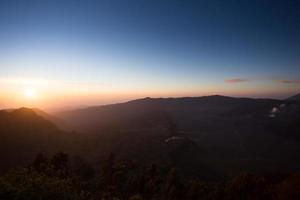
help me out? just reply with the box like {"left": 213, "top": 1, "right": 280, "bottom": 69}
{"left": 0, "top": 168, "right": 81, "bottom": 200}
{"left": 163, "top": 168, "right": 183, "bottom": 200}
{"left": 50, "top": 152, "right": 70, "bottom": 178}
{"left": 32, "top": 153, "right": 49, "bottom": 173}
{"left": 278, "top": 173, "right": 300, "bottom": 200}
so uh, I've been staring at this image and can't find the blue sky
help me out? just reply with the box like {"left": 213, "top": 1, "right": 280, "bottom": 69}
{"left": 0, "top": 0, "right": 300, "bottom": 109}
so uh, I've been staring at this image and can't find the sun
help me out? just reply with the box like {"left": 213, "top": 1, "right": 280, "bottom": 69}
{"left": 24, "top": 88, "right": 37, "bottom": 98}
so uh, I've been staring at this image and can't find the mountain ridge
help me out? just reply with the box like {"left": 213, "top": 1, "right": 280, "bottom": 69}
{"left": 58, "top": 95, "right": 282, "bottom": 116}
{"left": 0, "top": 107, "right": 77, "bottom": 174}
{"left": 3, "top": 107, "right": 71, "bottom": 131}
{"left": 1, "top": 96, "right": 300, "bottom": 180}
{"left": 55, "top": 95, "right": 300, "bottom": 179}
{"left": 287, "top": 92, "right": 300, "bottom": 101}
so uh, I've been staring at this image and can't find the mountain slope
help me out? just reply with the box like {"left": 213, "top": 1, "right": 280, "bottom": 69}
{"left": 58, "top": 95, "right": 281, "bottom": 133}
{"left": 57, "top": 96, "right": 300, "bottom": 179}
{"left": 287, "top": 93, "right": 300, "bottom": 101}
{"left": 0, "top": 108, "right": 75, "bottom": 174}
{"left": 4, "top": 107, "right": 71, "bottom": 131}
{"left": 2, "top": 96, "right": 299, "bottom": 180}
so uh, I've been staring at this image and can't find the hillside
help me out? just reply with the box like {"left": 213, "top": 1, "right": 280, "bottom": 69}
{"left": 58, "top": 95, "right": 280, "bottom": 132}
{"left": 58, "top": 95, "right": 300, "bottom": 179}
{"left": 4, "top": 107, "right": 71, "bottom": 131}
{"left": 0, "top": 108, "right": 77, "bottom": 174}
{"left": 287, "top": 93, "right": 300, "bottom": 101}
{"left": 1, "top": 96, "right": 299, "bottom": 180}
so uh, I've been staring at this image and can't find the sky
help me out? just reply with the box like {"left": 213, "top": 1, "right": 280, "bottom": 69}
{"left": 0, "top": 0, "right": 300, "bottom": 111}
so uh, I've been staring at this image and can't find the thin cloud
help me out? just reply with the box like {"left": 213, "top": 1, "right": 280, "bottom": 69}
{"left": 277, "top": 80, "right": 300, "bottom": 84}
{"left": 225, "top": 78, "right": 248, "bottom": 84}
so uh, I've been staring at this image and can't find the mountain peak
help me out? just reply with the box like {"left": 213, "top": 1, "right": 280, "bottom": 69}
{"left": 12, "top": 107, "right": 38, "bottom": 117}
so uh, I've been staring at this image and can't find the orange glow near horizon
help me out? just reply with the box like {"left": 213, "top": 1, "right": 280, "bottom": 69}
{"left": 0, "top": 76, "right": 298, "bottom": 112}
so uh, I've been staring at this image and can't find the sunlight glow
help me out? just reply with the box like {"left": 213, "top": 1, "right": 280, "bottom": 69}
{"left": 24, "top": 88, "right": 37, "bottom": 98}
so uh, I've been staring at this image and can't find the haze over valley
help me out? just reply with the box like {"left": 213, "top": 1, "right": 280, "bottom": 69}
{"left": 0, "top": 0, "right": 300, "bottom": 199}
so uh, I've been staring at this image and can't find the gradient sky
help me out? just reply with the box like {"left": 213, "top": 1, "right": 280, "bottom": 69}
{"left": 0, "top": 0, "right": 300, "bottom": 111}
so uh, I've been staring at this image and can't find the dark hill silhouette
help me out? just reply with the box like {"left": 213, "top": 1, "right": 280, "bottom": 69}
{"left": 4, "top": 107, "right": 71, "bottom": 131}
{"left": 287, "top": 92, "right": 300, "bottom": 101}
{"left": 57, "top": 95, "right": 300, "bottom": 179}
{"left": 0, "top": 107, "right": 58, "bottom": 134}
{"left": 58, "top": 95, "right": 281, "bottom": 132}
{"left": 0, "top": 108, "right": 76, "bottom": 174}
{"left": 1, "top": 96, "right": 300, "bottom": 180}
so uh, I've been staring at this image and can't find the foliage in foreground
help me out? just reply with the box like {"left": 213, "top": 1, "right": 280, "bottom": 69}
{"left": 0, "top": 152, "right": 299, "bottom": 200}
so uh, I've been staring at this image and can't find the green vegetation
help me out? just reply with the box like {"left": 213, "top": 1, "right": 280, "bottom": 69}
{"left": 0, "top": 152, "right": 299, "bottom": 200}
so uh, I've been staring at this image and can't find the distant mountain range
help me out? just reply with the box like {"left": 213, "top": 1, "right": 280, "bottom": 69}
{"left": 57, "top": 95, "right": 300, "bottom": 179}
{"left": 58, "top": 95, "right": 281, "bottom": 132}
{"left": 1, "top": 94, "right": 300, "bottom": 180}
